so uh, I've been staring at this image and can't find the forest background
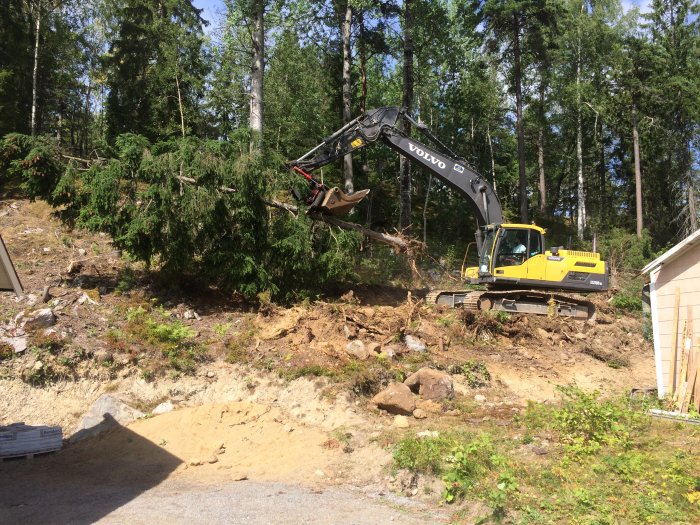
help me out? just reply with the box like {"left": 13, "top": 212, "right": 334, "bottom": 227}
{"left": 0, "top": 0, "right": 698, "bottom": 301}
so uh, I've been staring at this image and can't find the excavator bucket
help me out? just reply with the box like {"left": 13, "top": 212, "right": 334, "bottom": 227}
{"left": 318, "top": 187, "right": 370, "bottom": 216}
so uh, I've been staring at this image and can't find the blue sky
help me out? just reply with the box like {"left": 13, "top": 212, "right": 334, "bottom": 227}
{"left": 192, "top": 0, "right": 654, "bottom": 28}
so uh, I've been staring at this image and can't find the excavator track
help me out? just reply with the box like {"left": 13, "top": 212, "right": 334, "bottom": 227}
{"left": 426, "top": 289, "right": 596, "bottom": 320}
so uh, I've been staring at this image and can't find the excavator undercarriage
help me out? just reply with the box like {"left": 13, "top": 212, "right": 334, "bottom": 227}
{"left": 426, "top": 289, "right": 597, "bottom": 320}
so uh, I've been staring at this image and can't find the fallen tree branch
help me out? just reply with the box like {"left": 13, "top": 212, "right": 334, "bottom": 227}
{"left": 310, "top": 212, "right": 421, "bottom": 253}
{"left": 265, "top": 199, "right": 420, "bottom": 253}
{"left": 265, "top": 199, "right": 298, "bottom": 217}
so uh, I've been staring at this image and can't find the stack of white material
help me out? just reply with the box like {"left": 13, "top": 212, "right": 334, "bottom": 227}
{"left": 0, "top": 423, "right": 62, "bottom": 458}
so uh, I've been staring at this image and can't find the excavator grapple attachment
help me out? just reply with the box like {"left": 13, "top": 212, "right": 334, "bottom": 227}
{"left": 318, "top": 187, "right": 370, "bottom": 216}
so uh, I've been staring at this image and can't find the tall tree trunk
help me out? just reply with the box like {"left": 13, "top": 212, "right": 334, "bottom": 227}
{"left": 632, "top": 101, "right": 643, "bottom": 237}
{"left": 358, "top": 10, "right": 367, "bottom": 114}
{"left": 341, "top": 2, "right": 354, "bottom": 194}
{"left": 31, "top": 10, "right": 41, "bottom": 137}
{"left": 537, "top": 128, "right": 546, "bottom": 215}
{"left": 596, "top": 119, "right": 604, "bottom": 223}
{"left": 513, "top": 15, "right": 528, "bottom": 223}
{"left": 175, "top": 72, "right": 185, "bottom": 138}
{"left": 537, "top": 81, "right": 546, "bottom": 215}
{"left": 688, "top": 180, "right": 698, "bottom": 233}
{"left": 487, "top": 122, "right": 497, "bottom": 196}
{"left": 249, "top": 0, "right": 264, "bottom": 153}
{"left": 575, "top": 8, "right": 586, "bottom": 239}
{"left": 399, "top": 0, "right": 414, "bottom": 233}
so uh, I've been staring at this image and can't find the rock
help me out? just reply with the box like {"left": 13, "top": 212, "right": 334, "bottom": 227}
{"left": 78, "top": 292, "right": 98, "bottom": 306}
{"left": 71, "top": 394, "right": 145, "bottom": 442}
{"left": 152, "top": 401, "right": 174, "bottom": 415}
{"left": 404, "top": 367, "right": 454, "bottom": 401}
{"left": 33, "top": 360, "right": 44, "bottom": 371}
{"left": 416, "top": 430, "right": 439, "bottom": 439}
{"left": 384, "top": 344, "right": 405, "bottom": 356}
{"left": 342, "top": 325, "right": 357, "bottom": 340}
{"left": 78, "top": 248, "right": 87, "bottom": 256}
{"left": 372, "top": 383, "right": 416, "bottom": 415}
{"left": 21, "top": 308, "right": 56, "bottom": 330}
{"left": 536, "top": 328, "right": 550, "bottom": 339}
{"left": 345, "top": 340, "right": 370, "bottom": 360}
{"left": 403, "top": 334, "right": 426, "bottom": 352}
{"left": 412, "top": 408, "right": 427, "bottom": 419}
{"left": 183, "top": 309, "right": 200, "bottom": 320}
{"left": 1, "top": 336, "right": 27, "bottom": 354}
{"left": 366, "top": 342, "right": 381, "bottom": 354}
{"left": 393, "top": 415, "right": 410, "bottom": 428}
{"left": 24, "top": 294, "right": 38, "bottom": 307}
{"left": 474, "top": 394, "right": 487, "bottom": 403}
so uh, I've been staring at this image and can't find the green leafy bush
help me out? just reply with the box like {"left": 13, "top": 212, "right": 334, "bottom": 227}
{"left": 553, "top": 385, "right": 640, "bottom": 456}
{"left": 597, "top": 227, "right": 656, "bottom": 273}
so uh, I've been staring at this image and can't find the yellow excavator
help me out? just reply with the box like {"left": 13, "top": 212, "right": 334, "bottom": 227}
{"left": 289, "top": 107, "right": 608, "bottom": 319}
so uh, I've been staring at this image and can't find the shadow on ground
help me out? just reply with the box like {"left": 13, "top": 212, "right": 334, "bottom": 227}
{"left": 0, "top": 414, "right": 181, "bottom": 524}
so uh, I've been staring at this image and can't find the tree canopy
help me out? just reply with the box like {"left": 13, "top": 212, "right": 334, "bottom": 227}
{"left": 1, "top": 0, "right": 698, "bottom": 297}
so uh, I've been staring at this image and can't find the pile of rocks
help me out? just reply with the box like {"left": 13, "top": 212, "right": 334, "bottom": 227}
{"left": 371, "top": 367, "right": 455, "bottom": 426}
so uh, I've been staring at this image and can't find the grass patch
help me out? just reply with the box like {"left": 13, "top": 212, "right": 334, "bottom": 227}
{"left": 108, "top": 302, "right": 207, "bottom": 377}
{"left": 391, "top": 386, "right": 700, "bottom": 523}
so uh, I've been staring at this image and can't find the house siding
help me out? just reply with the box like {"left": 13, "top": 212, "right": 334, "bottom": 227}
{"left": 652, "top": 244, "right": 700, "bottom": 395}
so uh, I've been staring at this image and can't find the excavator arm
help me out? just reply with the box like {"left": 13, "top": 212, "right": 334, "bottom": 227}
{"left": 289, "top": 106, "right": 503, "bottom": 228}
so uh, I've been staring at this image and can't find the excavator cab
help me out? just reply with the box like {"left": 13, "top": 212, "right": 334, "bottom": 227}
{"left": 468, "top": 223, "right": 608, "bottom": 293}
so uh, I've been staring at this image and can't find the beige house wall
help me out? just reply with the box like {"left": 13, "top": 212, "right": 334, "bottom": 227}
{"left": 650, "top": 244, "right": 700, "bottom": 396}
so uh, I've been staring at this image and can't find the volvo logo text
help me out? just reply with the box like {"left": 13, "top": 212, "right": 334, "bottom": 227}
{"left": 408, "top": 143, "right": 446, "bottom": 169}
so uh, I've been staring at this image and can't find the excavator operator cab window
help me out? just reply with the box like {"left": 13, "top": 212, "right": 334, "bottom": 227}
{"left": 496, "top": 228, "right": 539, "bottom": 267}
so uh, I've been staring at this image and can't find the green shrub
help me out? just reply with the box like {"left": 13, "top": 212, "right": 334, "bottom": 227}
{"left": 554, "top": 385, "right": 638, "bottom": 456}
{"left": 393, "top": 435, "right": 453, "bottom": 475}
{"left": 597, "top": 228, "right": 656, "bottom": 273}
{"left": 448, "top": 359, "right": 491, "bottom": 388}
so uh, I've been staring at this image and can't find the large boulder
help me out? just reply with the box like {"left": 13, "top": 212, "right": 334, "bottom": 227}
{"left": 404, "top": 367, "right": 454, "bottom": 401}
{"left": 20, "top": 308, "right": 56, "bottom": 330}
{"left": 345, "top": 340, "right": 370, "bottom": 360}
{"left": 71, "top": 394, "right": 145, "bottom": 442}
{"left": 372, "top": 382, "right": 416, "bottom": 415}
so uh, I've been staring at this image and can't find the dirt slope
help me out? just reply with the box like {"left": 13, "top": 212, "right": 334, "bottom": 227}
{"left": 0, "top": 198, "right": 656, "bottom": 495}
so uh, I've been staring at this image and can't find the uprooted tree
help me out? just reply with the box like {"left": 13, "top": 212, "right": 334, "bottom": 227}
{"left": 1, "top": 132, "right": 382, "bottom": 300}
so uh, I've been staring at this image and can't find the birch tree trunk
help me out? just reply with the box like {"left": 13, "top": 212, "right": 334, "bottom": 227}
{"left": 31, "top": 10, "right": 41, "bottom": 137}
{"left": 575, "top": 6, "right": 586, "bottom": 239}
{"left": 399, "top": 0, "right": 413, "bottom": 233}
{"left": 537, "top": 82, "right": 546, "bottom": 214}
{"left": 513, "top": 14, "right": 528, "bottom": 223}
{"left": 249, "top": 0, "right": 264, "bottom": 153}
{"left": 175, "top": 71, "right": 185, "bottom": 138}
{"left": 341, "top": 2, "right": 354, "bottom": 194}
{"left": 632, "top": 101, "right": 643, "bottom": 237}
